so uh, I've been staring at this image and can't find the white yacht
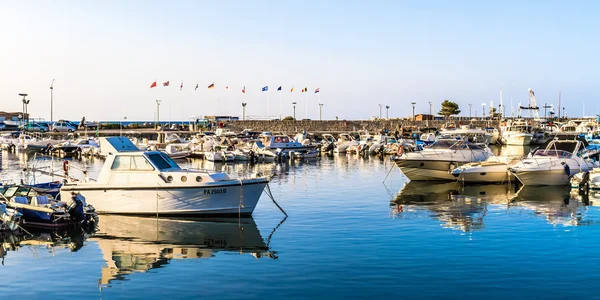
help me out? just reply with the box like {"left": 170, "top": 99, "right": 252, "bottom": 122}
{"left": 393, "top": 139, "right": 494, "bottom": 181}
{"left": 499, "top": 119, "right": 534, "bottom": 145}
{"left": 60, "top": 137, "right": 269, "bottom": 216}
{"left": 509, "top": 139, "right": 593, "bottom": 186}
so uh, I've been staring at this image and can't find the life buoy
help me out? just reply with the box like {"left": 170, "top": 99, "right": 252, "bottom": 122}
{"left": 396, "top": 146, "right": 404, "bottom": 156}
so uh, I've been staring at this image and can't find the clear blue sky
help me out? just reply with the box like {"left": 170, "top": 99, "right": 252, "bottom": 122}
{"left": 1, "top": 0, "right": 599, "bottom": 121}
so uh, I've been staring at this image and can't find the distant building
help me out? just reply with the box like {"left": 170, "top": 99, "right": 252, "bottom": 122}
{"left": 0, "top": 111, "right": 29, "bottom": 122}
{"left": 415, "top": 114, "right": 434, "bottom": 121}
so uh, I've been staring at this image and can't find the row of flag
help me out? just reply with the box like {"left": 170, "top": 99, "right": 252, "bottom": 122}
{"left": 150, "top": 81, "right": 320, "bottom": 93}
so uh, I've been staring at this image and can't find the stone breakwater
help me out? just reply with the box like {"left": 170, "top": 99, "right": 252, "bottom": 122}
{"left": 223, "top": 120, "right": 499, "bottom": 134}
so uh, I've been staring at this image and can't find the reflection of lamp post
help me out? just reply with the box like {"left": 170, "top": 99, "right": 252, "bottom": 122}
{"left": 386, "top": 105, "right": 390, "bottom": 119}
{"left": 242, "top": 103, "right": 247, "bottom": 121}
{"left": 411, "top": 102, "right": 416, "bottom": 121}
{"left": 155, "top": 99, "right": 161, "bottom": 130}
{"left": 319, "top": 103, "right": 323, "bottom": 121}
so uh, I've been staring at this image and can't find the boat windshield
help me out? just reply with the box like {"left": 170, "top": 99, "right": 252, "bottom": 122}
{"left": 145, "top": 152, "right": 181, "bottom": 171}
{"left": 429, "top": 139, "right": 484, "bottom": 150}
{"left": 533, "top": 149, "right": 572, "bottom": 158}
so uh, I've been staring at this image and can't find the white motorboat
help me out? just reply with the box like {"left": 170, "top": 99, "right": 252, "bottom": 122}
{"left": 485, "top": 127, "right": 500, "bottom": 145}
{"left": 393, "top": 139, "right": 494, "bottom": 181}
{"left": 259, "top": 134, "right": 315, "bottom": 152}
{"left": 233, "top": 149, "right": 252, "bottom": 161}
{"left": 509, "top": 139, "right": 593, "bottom": 186}
{"left": 451, "top": 155, "right": 520, "bottom": 183}
{"left": 499, "top": 119, "right": 533, "bottom": 145}
{"left": 60, "top": 137, "right": 269, "bottom": 216}
{"left": 164, "top": 143, "right": 191, "bottom": 159}
{"left": 334, "top": 133, "right": 358, "bottom": 153}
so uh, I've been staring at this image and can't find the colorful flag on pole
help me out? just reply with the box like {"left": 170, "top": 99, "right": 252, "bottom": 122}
{"left": 301, "top": 87, "right": 306, "bottom": 93}
{"left": 150, "top": 81, "right": 157, "bottom": 88}
{"left": 262, "top": 86, "right": 268, "bottom": 92}
{"left": 277, "top": 86, "right": 282, "bottom": 91}
{"left": 163, "top": 81, "right": 170, "bottom": 87}
{"left": 180, "top": 81, "right": 184, "bottom": 91}
{"left": 242, "top": 86, "right": 246, "bottom": 93}
{"left": 208, "top": 83, "right": 215, "bottom": 89}
{"left": 290, "top": 87, "right": 294, "bottom": 92}
{"left": 314, "top": 88, "right": 320, "bottom": 93}
{"left": 195, "top": 84, "right": 199, "bottom": 91}
{"left": 225, "top": 86, "right": 229, "bottom": 90}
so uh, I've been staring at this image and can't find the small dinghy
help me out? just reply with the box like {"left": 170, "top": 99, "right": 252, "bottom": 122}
{"left": 0, "top": 185, "right": 98, "bottom": 230}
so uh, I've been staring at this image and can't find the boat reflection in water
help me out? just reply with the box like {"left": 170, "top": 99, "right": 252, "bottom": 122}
{"left": 92, "top": 215, "right": 275, "bottom": 286}
{"left": 392, "top": 181, "right": 598, "bottom": 231}
{"left": 391, "top": 181, "right": 518, "bottom": 231}
{"left": 0, "top": 216, "right": 278, "bottom": 287}
{"left": 0, "top": 228, "right": 88, "bottom": 264}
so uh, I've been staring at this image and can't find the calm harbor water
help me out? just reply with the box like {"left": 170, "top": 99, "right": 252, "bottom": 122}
{"left": 2, "top": 146, "right": 600, "bottom": 299}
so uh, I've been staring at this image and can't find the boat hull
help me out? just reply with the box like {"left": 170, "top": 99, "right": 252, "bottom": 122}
{"left": 396, "top": 160, "right": 466, "bottom": 181}
{"left": 511, "top": 169, "right": 574, "bottom": 186}
{"left": 452, "top": 170, "right": 514, "bottom": 183}
{"left": 60, "top": 179, "right": 268, "bottom": 216}
{"left": 501, "top": 134, "right": 533, "bottom": 146}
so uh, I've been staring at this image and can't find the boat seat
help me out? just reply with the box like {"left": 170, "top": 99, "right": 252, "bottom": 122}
{"left": 31, "top": 196, "right": 50, "bottom": 206}
{"left": 12, "top": 196, "right": 29, "bottom": 204}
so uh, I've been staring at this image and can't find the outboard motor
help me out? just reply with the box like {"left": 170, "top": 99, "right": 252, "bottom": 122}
{"left": 67, "top": 193, "right": 86, "bottom": 224}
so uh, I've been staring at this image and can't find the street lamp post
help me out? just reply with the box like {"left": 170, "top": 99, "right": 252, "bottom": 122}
{"left": 411, "top": 102, "right": 416, "bottom": 121}
{"left": 482, "top": 103, "right": 486, "bottom": 119}
{"left": 428, "top": 101, "right": 433, "bottom": 116}
{"left": 120, "top": 116, "right": 127, "bottom": 136}
{"left": 378, "top": 104, "right": 383, "bottom": 119}
{"left": 292, "top": 102, "right": 297, "bottom": 120}
{"left": 19, "top": 93, "right": 29, "bottom": 129}
{"left": 386, "top": 105, "right": 390, "bottom": 119}
{"left": 50, "top": 79, "right": 55, "bottom": 129}
{"left": 242, "top": 103, "right": 247, "bottom": 121}
{"left": 319, "top": 103, "right": 323, "bottom": 121}
{"left": 155, "top": 99, "right": 161, "bottom": 130}
{"left": 468, "top": 103, "right": 472, "bottom": 119}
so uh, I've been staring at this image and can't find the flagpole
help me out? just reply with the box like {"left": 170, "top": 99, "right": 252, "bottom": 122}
{"left": 228, "top": 88, "right": 231, "bottom": 120}
{"left": 279, "top": 90, "right": 282, "bottom": 120}
{"left": 305, "top": 91, "right": 308, "bottom": 120}
{"left": 267, "top": 93, "right": 269, "bottom": 120}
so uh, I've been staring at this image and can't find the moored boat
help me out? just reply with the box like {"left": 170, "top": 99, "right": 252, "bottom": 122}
{"left": 60, "top": 137, "right": 270, "bottom": 216}
{"left": 393, "top": 139, "right": 494, "bottom": 181}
